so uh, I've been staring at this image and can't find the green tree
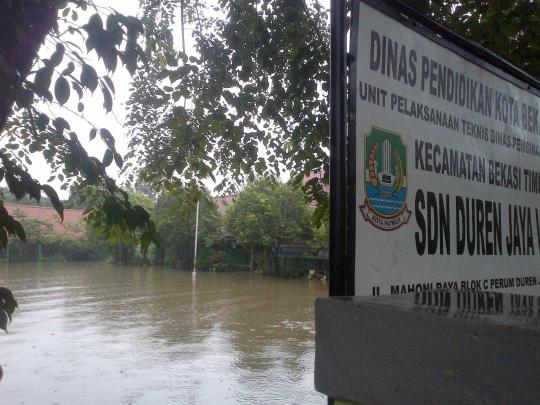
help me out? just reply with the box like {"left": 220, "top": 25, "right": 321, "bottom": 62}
{"left": 126, "top": 0, "right": 329, "bottom": 209}
{"left": 108, "top": 191, "right": 156, "bottom": 264}
{"left": 407, "top": 1, "right": 540, "bottom": 79}
{"left": 47, "top": 225, "right": 112, "bottom": 262}
{"left": 309, "top": 220, "right": 328, "bottom": 259}
{"left": 153, "top": 188, "right": 221, "bottom": 269}
{"left": 126, "top": 0, "right": 540, "bottom": 226}
{"left": 225, "top": 178, "right": 312, "bottom": 275}
{"left": 4, "top": 210, "right": 111, "bottom": 262}
{"left": 68, "top": 184, "right": 158, "bottom": 264}
{"left": 7, "top": 209, "right": 53, "bottom": 261}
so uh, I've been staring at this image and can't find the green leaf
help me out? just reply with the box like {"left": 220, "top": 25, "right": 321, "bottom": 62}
{"left": 49, "top": 43, "right": 65, "bottom": 67}
{"left": 14, "top": 86, "right": 34, "bottom": 108}
{"left": 72, "top": 82, "right": 83, "bottom": 99}
{"left": 54, "top": 76, "right": 70, "bottom": 105}
{"left": 52, "top": 117, "right": 70, "bottom": 133}
{"left": 36, "top": 113, "right": 49, "bottom": 130}
{"left": 80, "top": 64, "right": 98, "bottom": 92}
{"left": 13, "top": 220, "right": 26, "bottom": 242}
{"left": 62, "top": 62, "right": 75, "bottom": 76}
{"left": 126, "top": 16, "right": 144, "bottom": 33}
{"left": 0, "top": 309, "right": 8, "bottom": 333}
{"left": 0, "top": 287, "right": 18, "bottom": 323}
{"left": 34, "top": 67, "right": 53, "bottom": 94}
{"left": 102, "top": 86, "right": 112, "bottom": 112}
{"left": 4, "top": 173, "right": 21, "bottom": 199}
{"left": 41, "top": 185, "right": 64, "bottom": 221}
{"left": 140, "top": 231, "right": 153, "bottom": 252}
{"left": 64, "top": 153, "right": 77, "bottom": 173}
{"left": 113, "top": 152, "right": 123, "bottom": 169}
{"left": 103, "top": 149, "right": 113, "bottom": 167}
{"left": 102, "top": 50, "right": 118, "bottom": 73}
{"left": 124, "top": 209, "right": 139, "bottom": 230}
{"left": 85, "top": 36, "right": 96, "bottom": 53}
{"left": 123, "top": 45, "right": 138, "bottom": 75}
{"left": 89, "top": 128, "right": 97, "bottom": 140}
{"left": 81, "top": 159, "right": 98, "bottom": 185}
{"left": 119, "top": 189, "right": 129, "bottom": 202}
{"left": 105, "top": 177, "right": 117, "bottom": 193}
{"left": 0, "top": 227, "right": 7, "bottom": 249}
{"left": 103, "top": 76, "right": 115, "bottom": 94}
{"left": 87, "top": 14, "right": 104, "bottom": 31}
{"left": 165, "top": 53, "right": 178, "bottom": 67}
{"left": 100, "top": 128, "right": 115, "bottom": 149}
{"left": 28, "top": 181, "right": 41, "bottom": 202}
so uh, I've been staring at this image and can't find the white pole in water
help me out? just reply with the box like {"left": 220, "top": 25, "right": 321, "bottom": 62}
{"left": 193, "top": 200, "right": 200, "bottom": 274}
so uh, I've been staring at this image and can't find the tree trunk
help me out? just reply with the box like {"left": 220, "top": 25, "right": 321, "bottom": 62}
{"left": 263, "top": 247, "right": 268, "bottom": 273}
{"left": 0, "top": 2, "right": 59, "bottom": 132}
{"left": 271, "top": 241, "right": 280, "bottom": 275}
{"left": 121, "top": 244, "right": 130, "bottom": 265}
{"left": 155, "top": 246, "right": 165, "bottom": 266}
{"left": 249, "top": 244, "right": 254, "bottom": 272}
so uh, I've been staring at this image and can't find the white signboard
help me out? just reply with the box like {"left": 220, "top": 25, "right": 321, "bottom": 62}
{"left": 353, "top": 1, "right": 540, "bottom": 295}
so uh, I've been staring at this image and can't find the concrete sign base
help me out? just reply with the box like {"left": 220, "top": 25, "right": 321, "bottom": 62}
{"left": 315, "top": 290, "right": 540, "bottom": 404}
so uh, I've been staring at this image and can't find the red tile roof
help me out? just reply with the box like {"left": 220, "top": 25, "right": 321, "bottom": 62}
{"left": 4, "top": 204, "right": 86, "bottom": 237}
{"left": 213, "top": 172, "right": 328, "bottom": 214}
{"left": 302, "top": 170, "right": 329, "bottom": 191}
{"left": 214, "top": 195, "right": 236, "bottom": 215}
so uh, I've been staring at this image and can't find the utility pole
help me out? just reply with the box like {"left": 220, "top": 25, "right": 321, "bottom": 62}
{"left": 193, "top": 200, "right": 200, "bottom": 274}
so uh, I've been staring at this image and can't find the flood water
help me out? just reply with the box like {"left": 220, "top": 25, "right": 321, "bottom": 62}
{"left": 0, "top": 263, "right": 327, "bottom": 404}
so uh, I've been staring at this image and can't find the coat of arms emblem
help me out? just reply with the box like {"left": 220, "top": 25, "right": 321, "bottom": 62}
{"left": 360, "top": 127, "right": 411, "bottom": 231}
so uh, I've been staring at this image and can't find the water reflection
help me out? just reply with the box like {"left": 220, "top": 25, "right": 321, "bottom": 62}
{"left": 0, "top": 263, "right": 327, "bottom": 404}
{"left": 413, "top": 289, "right": 540, "bottom": 328}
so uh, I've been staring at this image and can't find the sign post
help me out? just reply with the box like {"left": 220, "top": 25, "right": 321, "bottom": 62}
{"left": 329, "top": 0, "right": 351, "bottom": 298}
{"left": 328, "top": 2, "right": 351, "bottom": 403}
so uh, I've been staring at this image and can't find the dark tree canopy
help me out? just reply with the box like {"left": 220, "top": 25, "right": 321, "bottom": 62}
{"left": 126, "top": 0, "right": 329, "bottom": 206}
{"left": 126, "top": 0, "right": 540, "bottom": 224}
{"left": 225, "top": 178, "right": 312, "bottom": 274}
{"left": 408, "top": 0, "right": 540, "bottom": 79}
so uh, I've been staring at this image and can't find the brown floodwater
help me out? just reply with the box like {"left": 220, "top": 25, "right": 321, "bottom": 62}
{"left": 0, "top": 262, "right": 327, "bottom": 404}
